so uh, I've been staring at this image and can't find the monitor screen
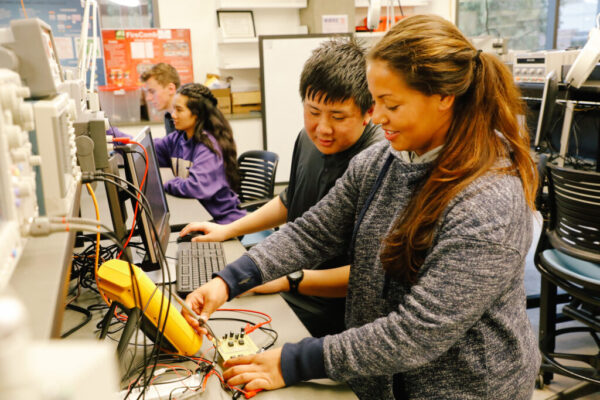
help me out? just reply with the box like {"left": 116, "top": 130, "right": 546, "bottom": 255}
{"left": 123, "top": 127, "right": 170, "bottom": 271}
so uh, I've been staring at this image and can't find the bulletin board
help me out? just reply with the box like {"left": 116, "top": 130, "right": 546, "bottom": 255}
{"left": 101, "top": 28, "right": 194, "bottom": 87}
{"left": 0, "top": 0, "right": 106, "bottom": 85}
{"left": 259, "top": 34, "right": 351, "bottom": 183}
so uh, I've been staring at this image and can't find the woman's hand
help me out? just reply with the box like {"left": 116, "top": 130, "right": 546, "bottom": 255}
{"left": 222, "top": 348, "right": 285, "bottom": 391}
{"left": 183, "top": 277, "right": 230, "bottom": 337}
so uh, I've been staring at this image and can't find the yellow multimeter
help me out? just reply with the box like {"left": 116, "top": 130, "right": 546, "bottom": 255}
{"left": 97, "top": 259, "right": 203, "bottom": 356}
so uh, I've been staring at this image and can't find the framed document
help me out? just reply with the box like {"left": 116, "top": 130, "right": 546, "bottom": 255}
{"left": 217, "top": 10, "right": 256, "bottom": 39}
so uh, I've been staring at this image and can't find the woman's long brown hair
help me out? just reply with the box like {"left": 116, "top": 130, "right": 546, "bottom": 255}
{"left": 370, "top": 15, "right": 538, "bottom": 284}
{"left": 177, "top": 83, "right": 241, "bottom": 192}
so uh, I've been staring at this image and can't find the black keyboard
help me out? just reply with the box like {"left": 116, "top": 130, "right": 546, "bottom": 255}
{"left": 176, "top": 241, "right": 226, "bottom": 295}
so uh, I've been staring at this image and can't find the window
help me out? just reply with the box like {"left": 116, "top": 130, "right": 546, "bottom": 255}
{"left": 557, "top": 0, "right": 600, "bottom": 49}
{"left": 458, "top": 0, "right": 600, "bottom": 51}
{"left": 98, "top": 0, "right": 155, "bottom": 29}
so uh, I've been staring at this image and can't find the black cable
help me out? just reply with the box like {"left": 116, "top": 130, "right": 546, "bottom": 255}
{"left": 70, "top": 187, "right": 153, "bottom": 398}
{"left": 396, "top": 0, "right": 403, "bottom": 17}
{"left": 89, "top": 173, "right": 175, "bottom": 399}
{"left": 61, "top": 303, "right": 93, "bottom": 338}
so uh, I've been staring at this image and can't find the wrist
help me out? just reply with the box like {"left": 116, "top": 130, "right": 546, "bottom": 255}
{"left": 214, "top": 276, "right": 230, "bottom": 301}
{"left": 227, "top": 222, "right": 243, "bottom": 239}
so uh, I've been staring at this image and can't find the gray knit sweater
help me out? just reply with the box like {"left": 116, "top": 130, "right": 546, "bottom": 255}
{"left": 218, "top": 141, "right": 540, "bottom": 399}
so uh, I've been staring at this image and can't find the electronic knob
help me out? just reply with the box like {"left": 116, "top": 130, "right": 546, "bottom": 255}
{"left": 15, "top": 103, "right": 34, "bottom": 131}
{"left": 5, "top": 125, "right": 25, "bottom": 149}
{"left": 13, "top": 178, "right": 34, "bottom": 198}
{"left": 16, "top": 86, "right": 30, "bottom": 99}
{"left": 0, "top": 85, "right": 18, "bottom": 113}
{"left": 11, "top": 148, "right": 28, "bottom": 163}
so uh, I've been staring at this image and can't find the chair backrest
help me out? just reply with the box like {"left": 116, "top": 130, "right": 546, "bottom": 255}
{"left": 535, "top": 153, "right": 549, "bottom": 213}
{"left": 237, "top": 150, "right": 279, "bottom": 203}
{"left": 546, "top": 164, "right": 600, "bottom": 264}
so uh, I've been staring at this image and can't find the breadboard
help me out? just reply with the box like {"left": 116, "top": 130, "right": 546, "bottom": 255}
{"left": 216, "top": 331, "right": 259, "bottom": 362}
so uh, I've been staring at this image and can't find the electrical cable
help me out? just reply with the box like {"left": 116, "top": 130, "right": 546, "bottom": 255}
{"left": 111, "top": 138, "right": 149, "bottom": 260}
{"left": 208, "top": 317, "right": 278, "bottom": 351}
{"left": 19, "top": 0, "right": 27, "bottom": 18}
{"left": 61, "top": 303, "right": 93, "bottom": 338}
{"left": 396, "top": 0, "right": 403, "bottom": 17}
{"left": 58, "top": 191, "right": 154, "bottom": 398}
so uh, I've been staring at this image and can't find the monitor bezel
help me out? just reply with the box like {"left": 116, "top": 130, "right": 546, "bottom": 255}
{"left": 122, "top": 127, "right": 171, "bottom": 271}
{"left": 534, "top": 70, "right": 559, "bottom": 148}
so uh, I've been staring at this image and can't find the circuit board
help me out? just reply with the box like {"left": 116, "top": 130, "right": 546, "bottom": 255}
{"left": 216, "top": 330, "right": 259, "bottom": 362}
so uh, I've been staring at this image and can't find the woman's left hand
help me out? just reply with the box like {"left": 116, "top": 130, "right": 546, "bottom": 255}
{"left": 222, "top": 347, "right": 285, "bottom": 391}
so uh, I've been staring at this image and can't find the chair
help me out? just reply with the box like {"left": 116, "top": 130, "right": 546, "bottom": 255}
{"left": 534, "top": 164, "right": 600, "bottom": 398}
{"left": 237, "top": 150, "right": 279, "bottom": 248}
{"left": 237, "top": 150, "right": 279, "bottom": 211}
{"left": 526, "top": 153, "right": 570, "bottom": 310}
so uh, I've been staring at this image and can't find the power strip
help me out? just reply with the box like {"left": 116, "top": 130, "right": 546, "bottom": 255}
{"left": 216, "top": 329, "right": 259, "bottom": 362}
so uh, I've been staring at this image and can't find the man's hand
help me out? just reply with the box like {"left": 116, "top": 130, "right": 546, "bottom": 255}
{"left": 183, "top": 277, "right": 230, "bottom": 336}
{"left": 222, "top": 347, "right": 285, "bottom": 391}
{"left": 180, "top": 221, "right": 233, "bottom": 242}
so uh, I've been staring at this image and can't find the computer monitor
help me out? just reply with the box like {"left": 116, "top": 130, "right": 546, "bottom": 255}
{"left": 534, "top": 70, "right": 559, "bottom": 148}
{"left": 122, "top": 127, "right": 170, "bottom": 272}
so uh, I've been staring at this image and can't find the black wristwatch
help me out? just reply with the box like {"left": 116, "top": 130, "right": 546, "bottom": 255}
{"left": 286, "top": 270, "right": 304, "bottom": 294}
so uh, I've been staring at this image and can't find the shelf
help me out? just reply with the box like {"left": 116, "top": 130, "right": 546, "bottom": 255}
{"left": 218, "top": 63, "right": 260, "bottom": 70}
{"left": 218, "top": 37, "right": 259, "bottom": 44}
{"left": 216, "top": 25, "right": 308, "bottom": 43}
{"left": 355, "top": 0, "right": 428, "bottom": 6}
{"left": 355, "top": 31, "right": 387, "bottom": 38}
{"left": 217, "top": 0, "right": 307, "bottom": 9}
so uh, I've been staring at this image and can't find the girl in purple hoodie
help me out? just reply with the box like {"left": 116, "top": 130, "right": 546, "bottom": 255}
{"left": 153, "top": 83, "right": 246, "bottom": 224}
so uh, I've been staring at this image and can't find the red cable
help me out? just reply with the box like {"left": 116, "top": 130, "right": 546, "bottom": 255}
{"left": 216, "top": 308, "right": 272, "bottom": 334}
{"left": 112, "top": 138, "right": 149, "bottom": 259}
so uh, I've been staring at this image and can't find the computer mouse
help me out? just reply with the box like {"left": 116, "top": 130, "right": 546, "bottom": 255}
{"left": 177, "top": 232, "right": 204, "bottom": 243}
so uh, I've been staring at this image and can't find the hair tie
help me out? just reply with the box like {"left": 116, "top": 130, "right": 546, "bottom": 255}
{"left": 474, "top": 49, "right": 482, "bottom": 63}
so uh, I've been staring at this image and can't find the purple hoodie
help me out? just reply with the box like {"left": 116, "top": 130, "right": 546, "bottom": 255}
{"left": 109, "top": 127, "right": 246, "bottom": 224}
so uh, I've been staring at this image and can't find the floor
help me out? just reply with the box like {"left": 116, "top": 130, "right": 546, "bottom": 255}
{"left": 526, "top": 214, "right": 600, "bottom": 399}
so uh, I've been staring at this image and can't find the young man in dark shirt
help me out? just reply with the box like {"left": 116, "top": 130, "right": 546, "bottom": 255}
{"left": 180, "top": 38, "right": 383, "bottom": 337}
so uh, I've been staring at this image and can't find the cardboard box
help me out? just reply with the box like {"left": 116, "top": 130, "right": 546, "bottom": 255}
{"left": 216, "top": 96, "right": 231, "bottom": 115}
{"left": 211, "top": 88, "right": 231, "bottom": 114}
{"left": 233, "top": 104, "right": 261, "bottom": 114}
{"left": 231, "top": 90, "right": 261, "bottom": 106}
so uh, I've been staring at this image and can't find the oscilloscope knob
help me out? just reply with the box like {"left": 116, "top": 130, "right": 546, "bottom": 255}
{"left": 5, "top": 125, "right": 25, "bottom": 149}
{"left": 0, "top": 85, "right": 18, "bottom": 113}
{"left": 10, "top": 148, "right": 29, "bottom": 163}
{"left": 16, "top": 103, "right": 34, "bottom": 132}
{"left": 13, "top": 178, "right": 34, "bottom": 198}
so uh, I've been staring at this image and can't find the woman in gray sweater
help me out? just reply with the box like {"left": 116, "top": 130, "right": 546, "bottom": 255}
{"left": 184, "top": 15, "right": 540, "bottom": 399}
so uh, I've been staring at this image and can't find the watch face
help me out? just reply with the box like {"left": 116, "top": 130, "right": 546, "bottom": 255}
{"left": 288, "top": 271, "right": 303, "bottom": 280}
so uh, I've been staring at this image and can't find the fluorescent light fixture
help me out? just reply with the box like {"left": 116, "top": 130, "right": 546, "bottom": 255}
{"left": 108, "top": 0, "right": 141, "bottom": 7}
